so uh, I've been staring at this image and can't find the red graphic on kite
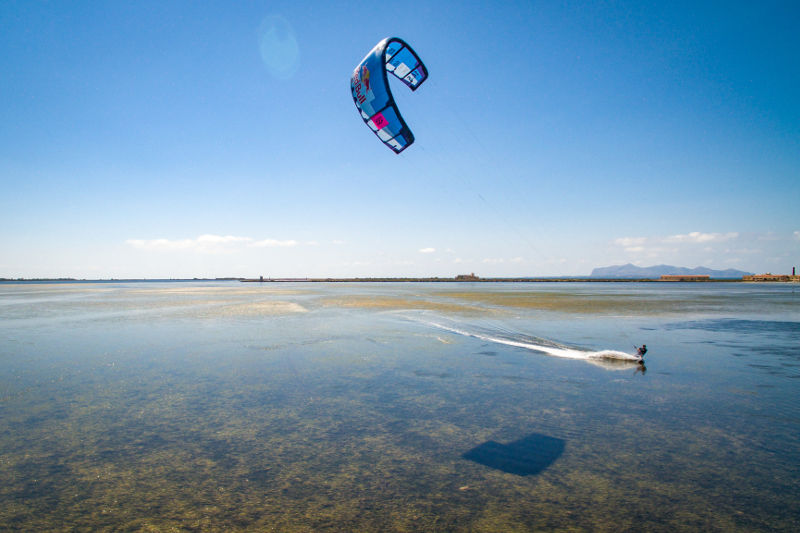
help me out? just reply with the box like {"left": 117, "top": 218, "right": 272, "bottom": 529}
{"left": 371, "top": 111, "right": 389, "bottom": 130}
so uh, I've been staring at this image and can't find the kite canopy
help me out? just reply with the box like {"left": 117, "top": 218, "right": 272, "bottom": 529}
{"left": 350, "top": 37, "right": 428, "bottom": 153}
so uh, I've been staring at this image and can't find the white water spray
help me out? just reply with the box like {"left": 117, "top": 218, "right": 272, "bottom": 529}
{"left": 424, "top": 320, "right": 641, "bottom": 366}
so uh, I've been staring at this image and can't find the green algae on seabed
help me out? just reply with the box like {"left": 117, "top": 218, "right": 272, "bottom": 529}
{"left": 2, "top": 341, "right": 797, "bottom": 531}
{"left": 316, "top": 286, "right": 794, "bottom": 317}
{"left": 319, "top": 295, "right": 491, "bottom": 315}
{"left": 433, "top": 288, "right": 796, "bottom": 316}
{"left": 1, "top": 282, "right": 799, "bottom": 531}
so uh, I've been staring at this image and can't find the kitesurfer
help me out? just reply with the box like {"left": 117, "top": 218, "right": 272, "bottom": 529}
{"left": 636, "top": 344, "right": 647, "bottom": 359}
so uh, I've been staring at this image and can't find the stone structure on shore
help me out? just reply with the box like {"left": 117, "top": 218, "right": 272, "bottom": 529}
{"left": 743, "top": 272, "right": 800, "bottom": 282}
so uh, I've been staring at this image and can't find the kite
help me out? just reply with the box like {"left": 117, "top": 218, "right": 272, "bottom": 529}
{"left": 351, "top": 38, "right": 428, "bottom": 153}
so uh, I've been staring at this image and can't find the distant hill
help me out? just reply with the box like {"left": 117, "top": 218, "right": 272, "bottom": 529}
{"left": 590, "top": 263, "right": 752, "bottom": 279}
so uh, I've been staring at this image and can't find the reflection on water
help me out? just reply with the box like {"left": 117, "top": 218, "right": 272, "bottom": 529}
{"left": 667, "top": 318, "right": 800, "bottom": 334}
{"left": 0, "top": 281, "right": 799, "bottom": 531}
{"left": 665, "top": 318, "right": 800, "bottom": 379}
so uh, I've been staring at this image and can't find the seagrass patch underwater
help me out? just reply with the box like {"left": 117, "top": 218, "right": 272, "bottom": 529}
{"left": 1, "top": 281, "right": 798, "bottom": 531}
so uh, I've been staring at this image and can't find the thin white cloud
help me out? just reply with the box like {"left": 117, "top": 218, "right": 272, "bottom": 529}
{"left": 126, "top": 234, "right": 252, "bottom": 254}
{"left": 250, "top": 239, "right": 298, "bottom": 248}
{"left": 127, "top": 234, "right": 306, "bottom": 254}
{"left": 613, "top": 232, "right": 742, "bottom": 257}
{"left": 614, "top": 237, "right": 646, "bottom": 247}
{"left": 603, "top": 230, "right": 800, "bottom": 273}
{"left": 126, "top": 238, "right": 189, "bottom": 251}
{"left": 664, "top": 231, "right": 738, "bottom": 244}
{"left": 198, "top": 234, "right": 251, "bottom": 244}
{"left": 419, "top": 247, "right": 436, "bottom": 254}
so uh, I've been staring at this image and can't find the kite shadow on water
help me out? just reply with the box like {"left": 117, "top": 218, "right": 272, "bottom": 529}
{"left": 462, "top": 433, "right": 565, "bottom": 476}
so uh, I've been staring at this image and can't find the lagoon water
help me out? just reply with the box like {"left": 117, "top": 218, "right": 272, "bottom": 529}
{"left": 1, "top": 281, "right": 798, "bottom": 531}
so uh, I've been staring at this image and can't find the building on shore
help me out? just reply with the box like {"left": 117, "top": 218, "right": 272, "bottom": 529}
{"left": 743, "top": 273, "right": 800, "bottom": 282}
{"left": 660, "top": 274, "right": 710, "bottom": 281}
{"left": 455, "top": 273, "right": 480, "bottom": 281}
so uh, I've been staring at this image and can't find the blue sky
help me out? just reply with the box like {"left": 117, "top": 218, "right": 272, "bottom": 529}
{"left": 1, "top": 0, "right": 798, "bottom": 278}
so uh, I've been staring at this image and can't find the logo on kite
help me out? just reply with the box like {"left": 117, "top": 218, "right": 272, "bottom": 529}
{"left": 361, "top": 65, "right": 371, "bottom": 91}
{"left": 350, "top": 37, "right": 428, "bottom": 154}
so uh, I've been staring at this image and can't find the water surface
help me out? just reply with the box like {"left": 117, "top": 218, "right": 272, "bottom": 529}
{"left": 1, "top": 281, "right": 798, "bottom": 531}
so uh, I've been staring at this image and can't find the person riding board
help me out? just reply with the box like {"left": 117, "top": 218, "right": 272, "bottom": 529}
{"left": 636, "top": 344, "right": 647, "bottom": 359}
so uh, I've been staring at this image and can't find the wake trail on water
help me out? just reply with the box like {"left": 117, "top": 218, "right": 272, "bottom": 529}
{"left": 418, "top": 318, "right": 641, "bottom": 366}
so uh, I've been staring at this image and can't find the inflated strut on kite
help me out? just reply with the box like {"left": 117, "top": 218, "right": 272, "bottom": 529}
{"left": 350, "top": 37, "right": 428, "bottom": 153}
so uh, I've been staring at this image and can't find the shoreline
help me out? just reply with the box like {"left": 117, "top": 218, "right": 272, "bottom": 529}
{"left": 241, "top": 277, "right": 746, "bottom": 283}
{"left": 3, "top": 277, "right": 795, "bottom": 284}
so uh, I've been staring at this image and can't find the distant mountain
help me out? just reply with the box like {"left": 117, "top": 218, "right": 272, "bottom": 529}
{"left": 590, "top": 263, "right": 752, "bottom": 279}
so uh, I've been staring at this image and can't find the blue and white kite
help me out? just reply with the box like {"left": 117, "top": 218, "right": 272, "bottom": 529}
{"left": 351, "top": 38, "right": 428, "bottom": 153}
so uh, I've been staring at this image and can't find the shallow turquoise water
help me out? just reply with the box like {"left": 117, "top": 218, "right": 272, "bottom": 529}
{"left": 0, "top": 281, "right": 798, "bottom": 531}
